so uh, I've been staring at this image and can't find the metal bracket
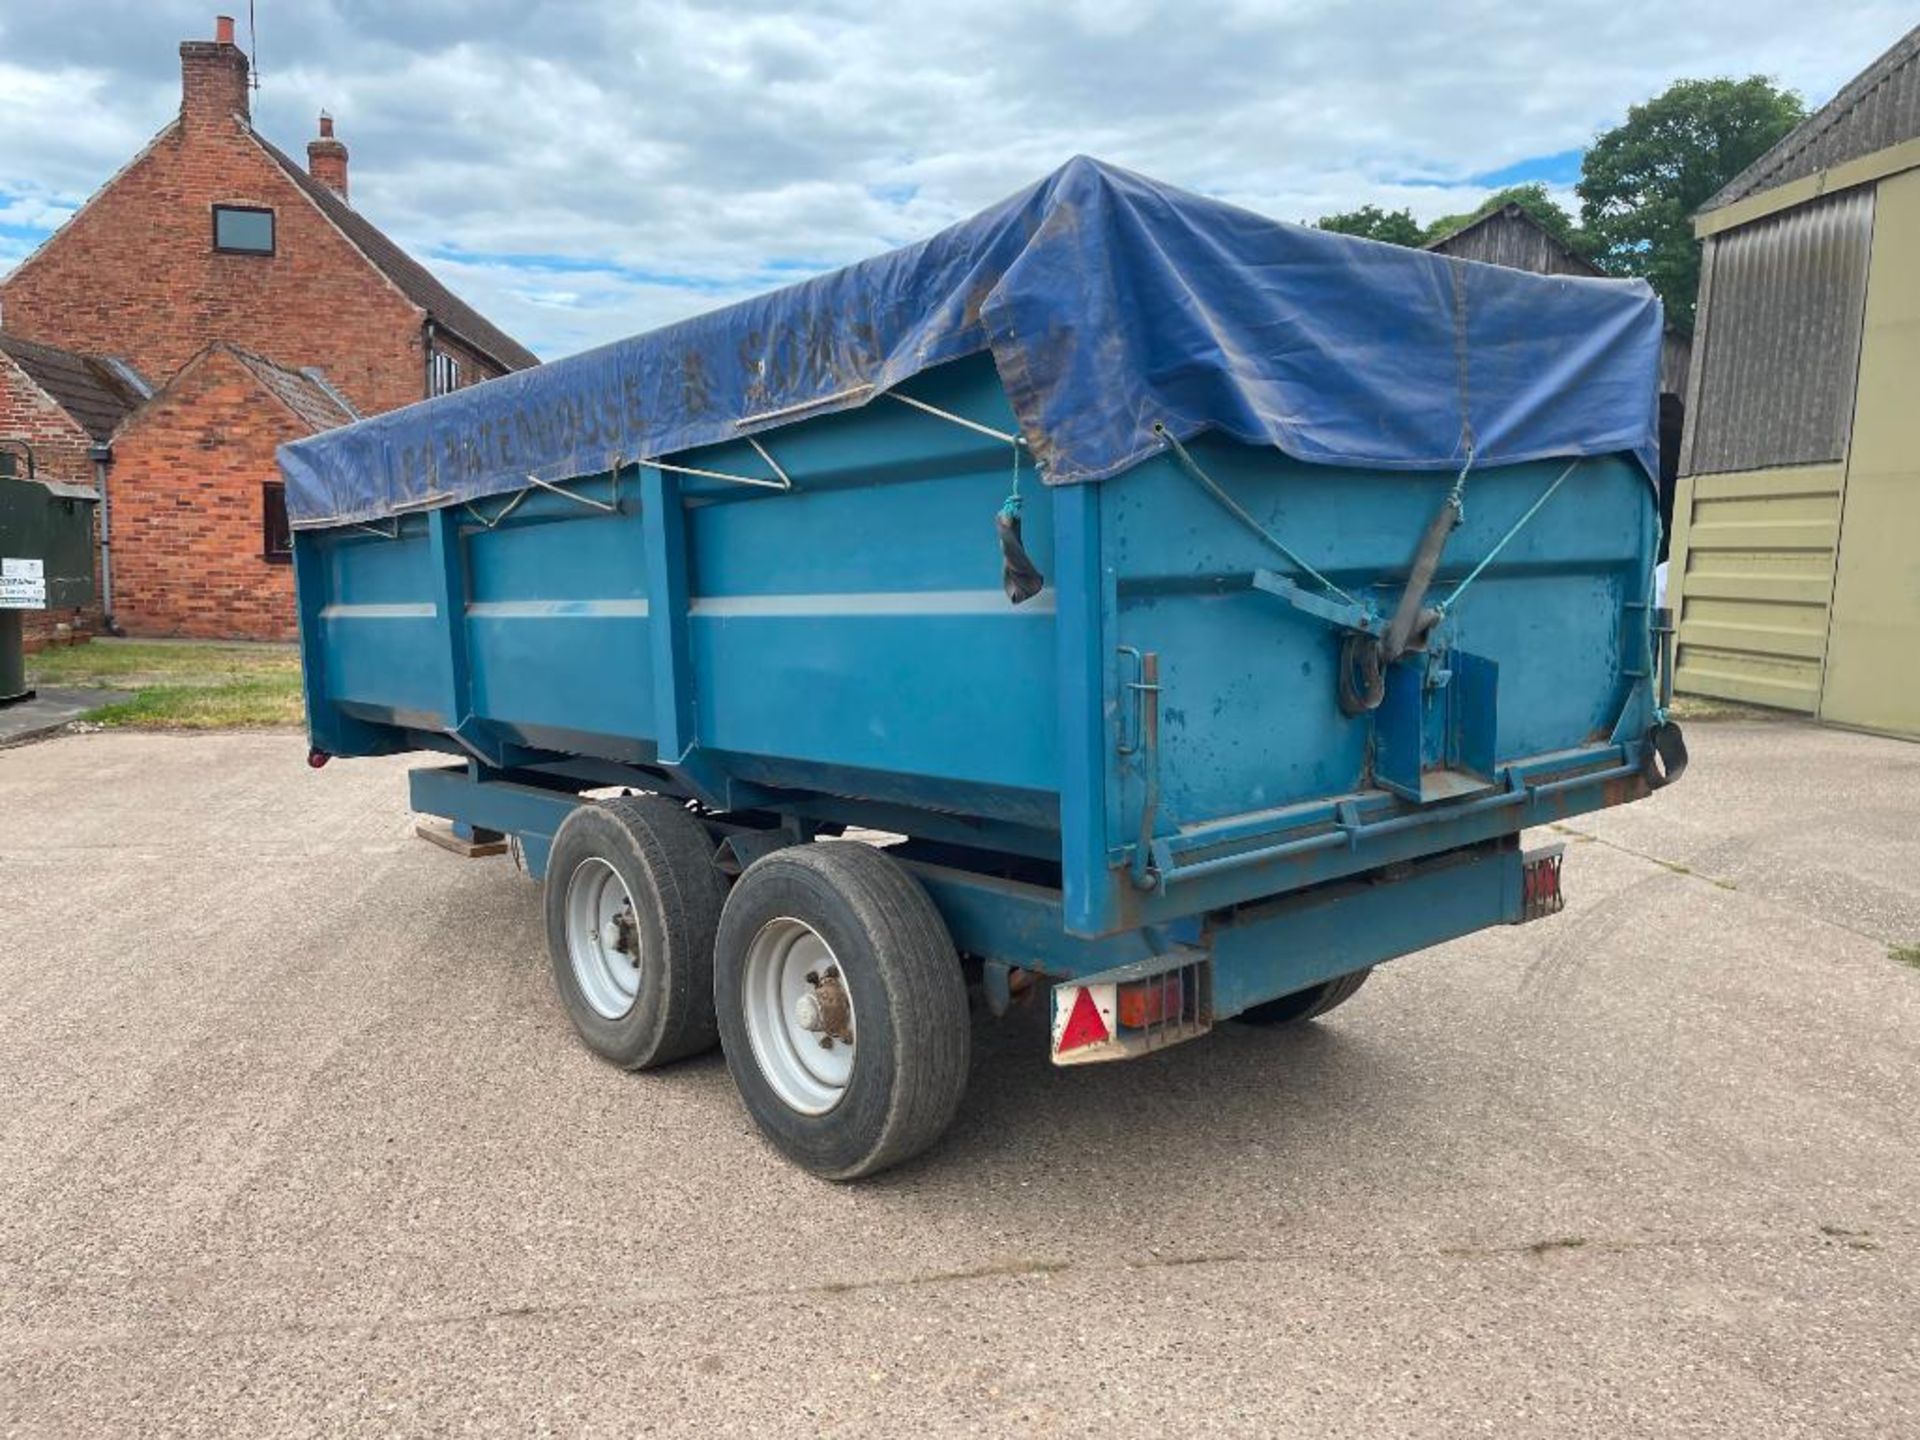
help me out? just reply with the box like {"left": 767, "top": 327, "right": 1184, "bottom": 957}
{"left": 982, "top": 959, "right": 1015, "bottom": 1018}
{"left": 888, "top": 392, "right": 1027, "bottom": 447}
{"left": 1652, "top": 604, "right": 1677, "bottom": 712}
{"left": 1249, "top": 568, "right": 1382, "bottom": 638}
{"left": 638, "top": 442, "right": 791, "bottom": 492}
{"left": 736, "top": 383, "right": 875, "bottom": 428}
{"left": 524, "top": 470, "right": 620, "bottom": 513}
{"left": 463, "top": 489, "right": 530, "bottom": 530}
{"left": 712, "top": 826, "right": 792, "bottom": 876}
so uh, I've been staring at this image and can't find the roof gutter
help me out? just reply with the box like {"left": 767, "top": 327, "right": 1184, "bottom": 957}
{"left": 1695, "top": 134, "right": 1920, "bottom": 238}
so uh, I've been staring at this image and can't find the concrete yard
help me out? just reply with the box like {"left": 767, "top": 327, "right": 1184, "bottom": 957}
{"left": 1, "top": 720, "right": 1916, "bottom": 1436}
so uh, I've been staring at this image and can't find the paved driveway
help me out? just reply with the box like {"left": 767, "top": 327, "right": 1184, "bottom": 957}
{"left": 2, "top": 721, "right": 1916, "bottom": 1436}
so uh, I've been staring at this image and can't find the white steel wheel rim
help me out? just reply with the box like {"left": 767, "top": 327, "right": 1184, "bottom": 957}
{"left": 741, "top": 916, "right": 856, "bottom": 1116}
{"left": 565, "top": 857, "right": 644, "bottom": 1020}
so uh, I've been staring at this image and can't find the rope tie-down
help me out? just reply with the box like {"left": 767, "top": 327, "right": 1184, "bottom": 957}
{"left": 1150, "top": 421, "right": 1586, "bottom": 719}
{"left": 1338, "top": 448, "right": 1480, "bottom": 714}
{"left": 996, "top": 441, "right": 1047, "bottom": 605}
{"left": 884, "top": 391, "right": 1046, "bottom": 604}
{"left": 1340, "top": 454, "right": 1587, "bottom": 716}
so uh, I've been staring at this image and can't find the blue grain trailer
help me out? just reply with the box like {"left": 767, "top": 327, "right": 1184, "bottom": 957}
{"left": 283, "top": 159, "right": 1685, "bottom": 1178}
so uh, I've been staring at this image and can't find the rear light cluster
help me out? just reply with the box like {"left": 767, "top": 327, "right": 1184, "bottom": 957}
{"left": 1520, "top": 844, "right": 1565, "bottom": 922}
{"left": 1116, "top": 973, "right": 1182, "bottom": 1030}
{"left": 1052, "top": 956, "right": 1211, "bottom": 1066}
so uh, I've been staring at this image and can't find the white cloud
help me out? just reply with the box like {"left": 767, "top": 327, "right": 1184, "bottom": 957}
{"left": 0, "top": 0, "right": 1912, "bottom": 358}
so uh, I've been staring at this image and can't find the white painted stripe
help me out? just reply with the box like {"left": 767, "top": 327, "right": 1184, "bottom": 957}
{"left": 466, "top": 599, "right": 651, "bottom": 619}
{"left": 319, "top": 602, "right": 437, "bottom": 619}
{"left": 689, "top": 588, "right": 1056, "bottom": 618}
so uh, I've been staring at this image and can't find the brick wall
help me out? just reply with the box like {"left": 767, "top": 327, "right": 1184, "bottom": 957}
{"left": 0, "top": 354, "right": 104, "bottom": 644}
{"left": 108, "top": 348, "right": 305, "bottom": 640}
{"left": 428, "top": 328, "right": 499, "bottom": 396}
{"left": 0, "top": 58, "right": 430, "bottom": 417}
{"left": 0, "top": 28, "right": 529, "bottom": 647}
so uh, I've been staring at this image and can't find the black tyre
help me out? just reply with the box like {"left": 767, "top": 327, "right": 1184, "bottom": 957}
{"left": 1233, "top": 967, "right": 1372, "bottom": 1027}
{"left": 714, "top": 842, "right": 970, "bottom": 1180}
{"left": 543, "top": 795, "right": 725, "bottom": 1069}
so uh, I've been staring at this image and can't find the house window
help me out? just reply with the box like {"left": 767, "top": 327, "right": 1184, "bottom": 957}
{"left": 430, "top": 349, "right": 463, "bottom": 396}
{"left": 262, "top": 481, "right": 292, "bottom": 562}
{"left": 213, "top": 204, "right": 275, "bottom": 255}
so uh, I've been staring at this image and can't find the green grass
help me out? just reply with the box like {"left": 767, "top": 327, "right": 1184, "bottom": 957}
{"left": 1892, "top": 944, "right": 1920, "bottom": 970}
{"left": 25, "top": 640, "right": 303, "bottom": 729}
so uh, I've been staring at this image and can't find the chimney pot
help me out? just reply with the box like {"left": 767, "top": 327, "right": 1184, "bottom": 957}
{"left": 308, "top": 113, "right": 350, "bottom": 201}
{"left": 181, "top": 20, "right": 251, "bottom": 126}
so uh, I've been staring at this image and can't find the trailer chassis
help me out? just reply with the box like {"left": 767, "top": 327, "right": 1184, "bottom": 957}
{"left": 405, "top": 749, "right": 1587, "bottom": 1062}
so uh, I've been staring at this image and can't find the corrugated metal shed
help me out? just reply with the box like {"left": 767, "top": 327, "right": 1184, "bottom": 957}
{"left": 1671, "top": 21, "right": 1920, "bottom": 734}
{"left": 1704, "top": 24, "right": 1920, "bottom": 212}
{"left": 1667, "top": 462, "right": 1847, "bottom": 712}
{"left": 1682, "top": 188, "right": 1875, "bottom": 476}
{"left": 1818, "top": 167, "right": 1920, "bottom": 736}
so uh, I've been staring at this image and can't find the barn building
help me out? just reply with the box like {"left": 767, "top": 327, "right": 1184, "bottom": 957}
{"left": 1667, "top": 24, "right": 1920, "bottom": 737}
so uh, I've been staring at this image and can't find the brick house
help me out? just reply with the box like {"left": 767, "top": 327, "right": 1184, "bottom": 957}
{"left": 0, "top": 333, "right": 148, "bottom": 641}
{"left": 0, "top": 15, "right": 535, "bottom": 640}
{"left": 110, "top": 344, "right": 356, "bottom": 639}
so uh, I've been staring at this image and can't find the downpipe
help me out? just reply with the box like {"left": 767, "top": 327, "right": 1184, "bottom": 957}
{"left": 89, "top": 443, "right": 116, "bottom": 632}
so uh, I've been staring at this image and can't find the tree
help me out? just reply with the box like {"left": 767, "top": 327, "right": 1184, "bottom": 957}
{"left": 1423, "top": 183, "right": 1596, "bottom": 260}
{"left": 1578, "top": 77, "right": 1805, "bottom": 329}
{"left": 1315, "top": 204, "right": 1426, "bottom": 247}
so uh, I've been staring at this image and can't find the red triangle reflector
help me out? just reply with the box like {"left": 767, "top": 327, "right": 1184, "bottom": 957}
{"left": 1058, "top": 987, "right": 1110, "bottom": 1052}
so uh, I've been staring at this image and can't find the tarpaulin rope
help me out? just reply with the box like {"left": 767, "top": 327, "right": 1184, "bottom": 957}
{"left": 1000, "top": 438, "right": 1024, "bottom": 522}
{"left": 1433, "top": 457, "right": 1582, "bottom": 620}
{"left": 1154, "top": 424, "right": 1360, "bottom": 610}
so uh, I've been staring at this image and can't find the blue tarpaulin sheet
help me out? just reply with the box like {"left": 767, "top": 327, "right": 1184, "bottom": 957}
{"left": 281, "top": 156, "right": 1662, "bottom": 526}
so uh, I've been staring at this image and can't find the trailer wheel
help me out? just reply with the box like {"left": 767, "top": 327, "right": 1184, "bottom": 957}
{"left": 715, "top": 842, "right": 969, "bottom": 1180}
{"left": 543, "top": 796, "right": 725, "bottom": 1069}
{"left": 1233, "top": 967, "right": 1373, "bottom": 1027}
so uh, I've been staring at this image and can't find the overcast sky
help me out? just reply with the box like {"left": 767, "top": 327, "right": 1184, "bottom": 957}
{"left": 0, "top": 1, "right": 1911, "bottom": 361}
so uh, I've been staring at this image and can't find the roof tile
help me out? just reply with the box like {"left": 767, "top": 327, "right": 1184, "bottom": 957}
{"left": 225, "top": 346, "right": 359, "bottom": 432}
{"left": 253, "top": 134, "right": 539, "bottom": 372}
{"left": 1703, "top": 24, "right": 1920, "bottom": 213}
{"left": 0, "top": 331, "right": 150, "bottom": 441}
